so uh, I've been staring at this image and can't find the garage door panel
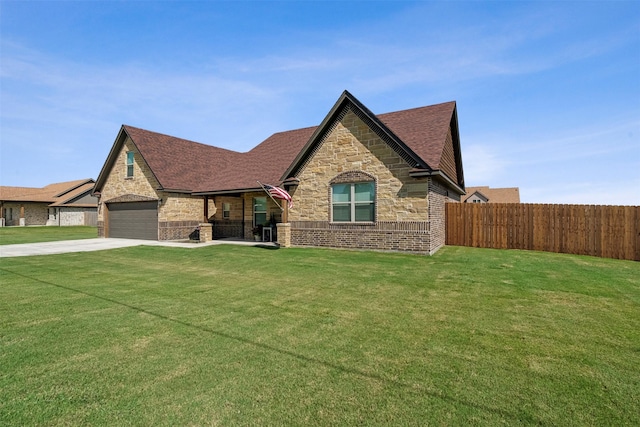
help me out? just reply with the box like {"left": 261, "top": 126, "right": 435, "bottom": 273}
{"left": 108, "top": 202, "right": 158, "bottom": 240}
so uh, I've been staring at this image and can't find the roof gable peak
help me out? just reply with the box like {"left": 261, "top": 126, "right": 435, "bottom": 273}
{"left": 281, "top": 90, "right": 429, "bottom": 180}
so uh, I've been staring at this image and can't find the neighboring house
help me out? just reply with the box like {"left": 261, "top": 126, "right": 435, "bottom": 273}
{"left": 93, "top": 91, "right": 465, "bottom": 254}
{"left": 461, "top": 186, "right": 521, "bottom": 204}
{"left": 0, "top": 179, "right": 98, "bottom": 227}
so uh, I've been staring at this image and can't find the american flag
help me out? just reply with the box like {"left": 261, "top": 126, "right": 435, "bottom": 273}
{"left": 263, "top": 183, "right": 293, "bottom": 209}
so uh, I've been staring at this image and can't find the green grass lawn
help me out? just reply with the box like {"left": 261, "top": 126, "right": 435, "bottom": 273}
{"left": 0, "top": 226, "right": 97, "bottom": 245}
{"left": 1, "top": 245, "right": 638, "bottom": 426}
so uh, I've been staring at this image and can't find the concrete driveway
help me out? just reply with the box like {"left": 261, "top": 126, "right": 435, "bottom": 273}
{"left": 0, "top": 238, "right": 277, "bottom": 258}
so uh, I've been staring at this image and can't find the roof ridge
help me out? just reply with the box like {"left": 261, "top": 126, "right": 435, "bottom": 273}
{"left": 378, "top": 100, "right": 456, "bottom": 117}
{"left": 267, "top": 125, "right": 318, "bottom": 136}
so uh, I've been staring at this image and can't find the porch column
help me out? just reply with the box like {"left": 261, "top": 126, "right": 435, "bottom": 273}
{"left": 199, "top": 223, "right": 212, "bottom": 242}
{"left": 19, "top": 205, "right": 25, "bottom": 226}
{"left": 281, "top": 198, "right": 288, "bottom": 223}
{"left": 277, "top": 198, "right": 290, "bottom": 247}
{"left": 204, "top": 195, "right": 209, "bottom": 222}
{"left": 276, "top": 223, "right": 291, "bottom": 247}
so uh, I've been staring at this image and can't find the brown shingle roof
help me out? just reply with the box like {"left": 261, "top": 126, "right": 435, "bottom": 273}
{"left": 462, "top": 186, "right": 521, "bottom": 203}
{"left": 121, "top": 125, "right": 317, "bottom": 194}
{"left": 0, "top": 186, "right": 41, "bottom": 200}
{"left": 123, "top": 125, "right": 242, "bottom": 192}
{"left": 104, "top": 92, "right": 463, "bottom": 195}
{"left": 377, "top": 101, "right": 456, "bottom": 171}
{"left": 0, "top": 179, "right": 94, "bottom": 204}
{"left": 194, "top": 127, "right": 317, "bottom": 193}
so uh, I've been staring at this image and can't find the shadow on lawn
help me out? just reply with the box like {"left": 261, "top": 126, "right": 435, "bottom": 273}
{"left": 3, "top": 266, "right": 539, "bottom": 424}
{"left": 254, "top": 244, "right": 280, "bottom": 250}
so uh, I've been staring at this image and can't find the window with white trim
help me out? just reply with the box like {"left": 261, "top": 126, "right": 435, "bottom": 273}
{"left": 222, "top": 203, "right": 230, "bottom": 219}
{"left": 126, "top": 151, "right": 134, "bottom": 178}
{"left": 331, "top": 182, "right": 375, "bottom": 222}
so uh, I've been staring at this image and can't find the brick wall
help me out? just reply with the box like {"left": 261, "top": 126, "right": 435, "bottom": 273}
{"left": 212, "top": 220, "right": 244, "bottom": 239}
{"left": 290, "top": 221, "right": 431, "bottom": 254}
{"left": 427, "top": 179, "right": 460, "bottom": 254}
{"left": 159, "top": 220, "right": 201, "bottom": 240}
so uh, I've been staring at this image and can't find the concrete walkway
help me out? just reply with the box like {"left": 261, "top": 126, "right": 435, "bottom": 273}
{"left": 0, "top": 238, "right": 278, "bottom": 258}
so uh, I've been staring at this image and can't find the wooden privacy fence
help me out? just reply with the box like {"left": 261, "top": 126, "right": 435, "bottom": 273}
{"left": 84, "top": 211, "right": 98, "bottom": 227}
{"left": 445, "top": 203, "right": 640, "bottom": 261}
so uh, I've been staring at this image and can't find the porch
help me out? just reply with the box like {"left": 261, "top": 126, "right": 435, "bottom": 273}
{"left": 201, "top": 190, "right": 289, "bottom": 244}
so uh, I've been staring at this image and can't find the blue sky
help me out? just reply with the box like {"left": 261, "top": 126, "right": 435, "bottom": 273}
{"left": 1, "top": 1, "right": 639, "bottom": 204}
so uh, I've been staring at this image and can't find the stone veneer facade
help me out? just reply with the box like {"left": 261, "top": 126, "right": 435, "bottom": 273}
{"left": 97, "top": 137, "right": 208, "bottom": 240}
{"left": 1, "top": 202, "right": 48, "bottom": 226}
{"left": 58, "top": 207, "right": 97, "bottom": 226}
{"left": 1, "top": 203, "right": 96, "bottom": 227}
{"left": 288, "top": 108, "right": 459, "bottom": 254}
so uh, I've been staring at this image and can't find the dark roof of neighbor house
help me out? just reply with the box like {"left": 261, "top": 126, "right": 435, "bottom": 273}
{"left": 95, "top": 91, "right": 464, "bottom": 195}
{"left": 462, "top": 186, "right": 521, "bottom": 203}
{"left": 0, "top": 179, "right": 96, "bottom": 207}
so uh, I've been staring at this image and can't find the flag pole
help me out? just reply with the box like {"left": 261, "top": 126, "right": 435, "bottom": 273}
{"left": 257, "top": 181, "right": 284, "bottom": 212}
